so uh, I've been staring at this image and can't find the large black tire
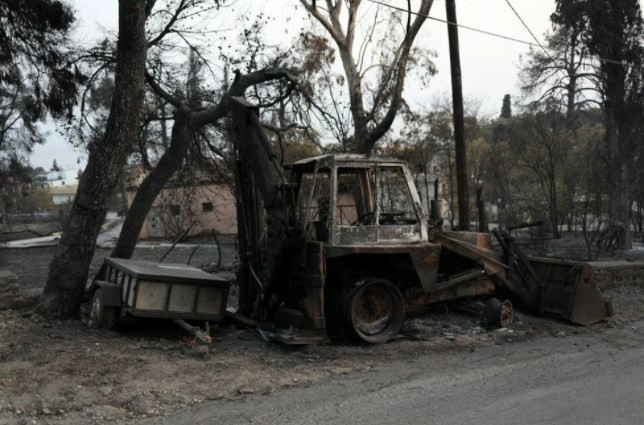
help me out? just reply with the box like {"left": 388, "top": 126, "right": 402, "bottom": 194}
{"left": 342, "top": 278, "right": 405, "bottom": 344}
{"left": 87, "top": 289, "right": 118, "bottom": 330}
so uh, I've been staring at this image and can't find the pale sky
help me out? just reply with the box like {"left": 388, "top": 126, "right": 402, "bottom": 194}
{"left": 30, "top": 0, "right": 556, "bottom": 170}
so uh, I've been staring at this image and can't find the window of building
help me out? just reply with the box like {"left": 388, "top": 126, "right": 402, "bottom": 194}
{"left": 169, "top": 205, "right": 181, "bottom": 216}
{"left": 202, "top": 202, "right": 214, "bottom": 212}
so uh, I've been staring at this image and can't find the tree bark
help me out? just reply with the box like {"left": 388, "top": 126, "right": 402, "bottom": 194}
{"left": 110, "top": 68, "right": 295, "bottom": 259}
{"left": 110, "top": 110, "right": 193, "bottom": 259}
{"left": 601, "top": 52, "right": 630, "bottom": 249}
{"left": 605, "top": 105, "right": 631, "bottom": 249}
{"left": 475, "top": 184, "right": 487, "bottom": 232}
{"left": 584, "top": 0, "right": 637, "bottom": 250}
{"left": 118, "top": 174, "right": 129, "bottom": 216}
{"left": 36, "top": 0, "right": 149, "bottom": 318}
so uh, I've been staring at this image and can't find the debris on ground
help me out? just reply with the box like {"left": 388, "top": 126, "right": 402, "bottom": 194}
{"left": 0, "top": 241, "right": 642, "bottom": 424}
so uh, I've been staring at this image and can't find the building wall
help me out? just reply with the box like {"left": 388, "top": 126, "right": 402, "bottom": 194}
{"left": 129, "top": 183, "right": 237, "bottom": 239}
{"left": 52, "top": 194, "right": 75, "bottom": 205}
{"left": 46, "top": 169, "right": 78, "bottom": 188}
{"left": 49, "top": 185, "right": 78, "bottom": 205}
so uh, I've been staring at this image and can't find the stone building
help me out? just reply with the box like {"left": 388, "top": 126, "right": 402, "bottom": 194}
{"left": 126, "top": 166, "right": 237, "bottom": 239}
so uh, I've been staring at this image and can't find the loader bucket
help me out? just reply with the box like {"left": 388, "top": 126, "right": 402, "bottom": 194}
{"left": 489, "top": 229, "right": 612, "bottom": 325}
{"left": 527, "top": 257, "right": 612, "bottom": 325}
{"left": 434, "top": 230, "right": 613, "bottom": 325}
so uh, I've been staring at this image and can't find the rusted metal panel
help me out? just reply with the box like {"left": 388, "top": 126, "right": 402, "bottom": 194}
{"left": 442, "top": 231, "right": 493, "bottom": 250}
{"left": 290, "top": 241, "right": 327, "bottom": 330}
{"left": 325, "top": 243, "right": 441, "bottom": 293}
{"left": 409, "top": 244, "right": 442, "bottom": 292}
{"left": 431, "top": 231, "right": 508, "bottom": 277}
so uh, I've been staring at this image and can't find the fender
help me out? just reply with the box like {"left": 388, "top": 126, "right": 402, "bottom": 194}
{"left": 94, "top": 280, "right": 122, "bottom": 307}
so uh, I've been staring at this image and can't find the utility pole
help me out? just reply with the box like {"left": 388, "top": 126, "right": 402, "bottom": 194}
{"left": 445, "top": 0, "right": 469, "bottom": 230}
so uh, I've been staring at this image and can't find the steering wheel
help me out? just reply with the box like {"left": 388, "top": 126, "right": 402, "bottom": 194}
{"left": 379, "top": 211, "right": 405, "bottom": 224}
{"left": 350, "top": 211, "right": 375, "bottom": 226}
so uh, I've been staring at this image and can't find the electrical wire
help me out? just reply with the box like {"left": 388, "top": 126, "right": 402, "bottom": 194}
{"left": 502, "top": 0, "right": 623, "bottom": 66}
{"left": 367, "top": 0, "right": 627, "bottom": 67}
{"left": 367, "top": 0, "right": 539, "bottom": 47}
{"left": 502, "top": 0, "right": 597, "bottom": 106}
{"left": 502, "top": 0, "right": 551, "bottom": 58}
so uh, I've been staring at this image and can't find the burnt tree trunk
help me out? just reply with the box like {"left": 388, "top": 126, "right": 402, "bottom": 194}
{"left": 475, "top": 184, "right": 487, "bottom": 232}
{"left": 118, "top": 174, "right": 129, "bottom": 216}
{"left": 601, "top": 56, "right": 630, "bottom": 249}
{"left": 36, "top": 0, "right": 149, "bottom": 318}
{"left": 110, "top": 110, "right": 193, "bottom": 258}
{"left": 110, "top": 68, "right": 294, "bottom": 259}
{"left": 605, "top": 107, "right": 631, "bottom": 249}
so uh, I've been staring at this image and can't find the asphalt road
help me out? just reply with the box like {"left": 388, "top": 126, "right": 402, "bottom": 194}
{"left": 153, "top": 321, "right": 644, "bottom": 425}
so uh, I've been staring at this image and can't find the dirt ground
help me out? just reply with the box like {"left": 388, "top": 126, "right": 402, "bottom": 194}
{"left": 1, "top": 243, "right": 643, "bottom": 424}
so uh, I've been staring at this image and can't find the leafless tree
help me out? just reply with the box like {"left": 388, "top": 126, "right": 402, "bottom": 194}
{"left": 300, "top": 0, "right": 435, "bottom": 153}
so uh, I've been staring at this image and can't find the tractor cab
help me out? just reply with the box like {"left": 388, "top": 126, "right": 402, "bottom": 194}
{"left": 289, "top": 154, "right": 428, "bottom": 246}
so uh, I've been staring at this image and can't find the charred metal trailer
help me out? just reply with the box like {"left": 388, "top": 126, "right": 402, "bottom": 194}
{"left": 229, "top": 97, "right": 613, "bottom": 344}
{"left": 86, "top": 258, "right": 230, "bottom": 340}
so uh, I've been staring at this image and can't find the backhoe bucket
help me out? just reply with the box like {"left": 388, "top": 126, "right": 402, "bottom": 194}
{"left": 435, "top": 230, "right": 613, "bottom": 325}
{"left": 491, "top": 229, "right": 612, "bottom": 325}
{"left": 527, "top": 257, "right": 612, "bottom": 325}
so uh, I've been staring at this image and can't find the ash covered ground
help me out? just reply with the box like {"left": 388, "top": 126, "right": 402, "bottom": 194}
{"left": 0, "top": 236, "right": 643, "bottom": 424}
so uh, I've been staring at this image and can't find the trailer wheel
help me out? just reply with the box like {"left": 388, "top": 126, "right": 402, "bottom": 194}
{"left": 88, "top": 289, "right": 117, "bottom": 330}
{"left": 344, "top": 278, "right": 405, "bottom": 344}
{"left": 483, "top": 298, "right": 513, "bottom": 328}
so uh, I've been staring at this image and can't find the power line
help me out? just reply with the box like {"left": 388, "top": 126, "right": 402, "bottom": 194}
{"left": 367, "top": 0, "right": 539, "bottom": 47}
{"left": 502, "top": 0, "right": 598, "bottom": 107}
{"left": 502, "top": 0, "right": 552, "bottom": 60}
{"left": 503, "top": 0, "right": 624, "bottom": 68}
{"left": 368, "top": 0, "right": 626, "bottom": 67}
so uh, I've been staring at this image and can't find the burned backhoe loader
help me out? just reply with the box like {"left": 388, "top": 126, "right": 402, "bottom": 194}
{"left": 229, "top": 97, "right": 611, "bottom": 344}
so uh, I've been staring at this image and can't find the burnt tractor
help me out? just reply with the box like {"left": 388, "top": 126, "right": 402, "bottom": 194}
{"left": 225, "top": 97, "right": 612, "bottom": 344}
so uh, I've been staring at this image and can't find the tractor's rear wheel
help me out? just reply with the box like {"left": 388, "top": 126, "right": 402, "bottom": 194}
{"left": 342, "top": 278, "right": 405, "bottom": 344}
